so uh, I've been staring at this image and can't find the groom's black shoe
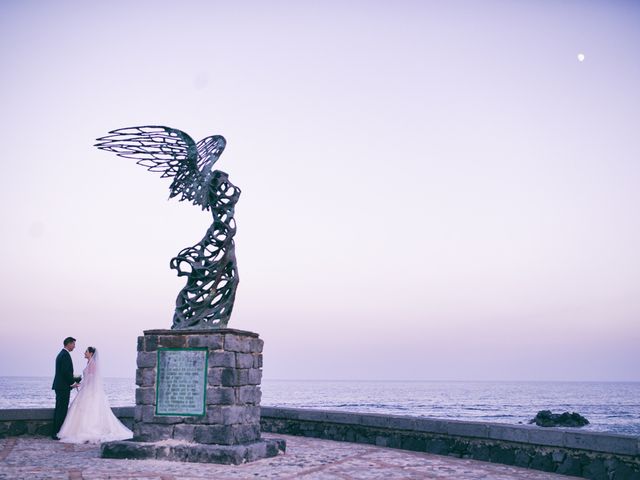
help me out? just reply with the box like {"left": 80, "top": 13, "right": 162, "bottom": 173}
{"left": 51, "top": 435, "right": 60, "bottom": 440}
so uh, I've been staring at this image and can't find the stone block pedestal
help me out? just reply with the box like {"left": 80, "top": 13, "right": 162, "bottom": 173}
{"left": 100, "top": 328, "right": 285, "bottom": 464}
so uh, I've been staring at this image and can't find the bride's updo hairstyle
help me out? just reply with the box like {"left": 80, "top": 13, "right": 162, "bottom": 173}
{"left": 87, "top": 347, "right": 96, "bottom": 355}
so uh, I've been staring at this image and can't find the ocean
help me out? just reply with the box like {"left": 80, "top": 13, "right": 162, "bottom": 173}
{"left": 1, "top": 377, "right": 638, "bottom": 436}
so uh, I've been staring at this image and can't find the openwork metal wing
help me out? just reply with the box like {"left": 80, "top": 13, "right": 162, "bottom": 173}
{"left": 95, "top": 125, "right": 198, "bottom": 175}
{"left": 95, "top": 126, "right": 214, "bottom": 208}
{"left": 196, "top": 135, "right": 226, "bottom": 170}
{"left": 96, "top": 125, "right": 240, "bottom": 330}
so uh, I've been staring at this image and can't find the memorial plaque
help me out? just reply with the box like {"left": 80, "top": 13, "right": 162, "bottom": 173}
{"left": 156, "top": 348, "right": 208, "bottom": 416}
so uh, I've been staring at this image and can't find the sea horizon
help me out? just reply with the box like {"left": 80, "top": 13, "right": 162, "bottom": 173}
{"left": 2, "top": 376, "right": 639, "bottom": 436}
{"left": 3, "top": 375, "right": 639, "bottom": 383}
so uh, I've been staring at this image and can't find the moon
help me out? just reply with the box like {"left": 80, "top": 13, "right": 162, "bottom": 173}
{"left": 577, "top": 53, "right": 585, "bottom": 62}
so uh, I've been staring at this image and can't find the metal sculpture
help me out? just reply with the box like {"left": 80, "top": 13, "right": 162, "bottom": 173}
{"left": 95, "top": 126, "right": 240, "bottom": 330}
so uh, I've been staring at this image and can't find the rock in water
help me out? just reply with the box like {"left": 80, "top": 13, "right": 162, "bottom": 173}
{"left": 529, "top": 410, "right": 589, "bottom": 427}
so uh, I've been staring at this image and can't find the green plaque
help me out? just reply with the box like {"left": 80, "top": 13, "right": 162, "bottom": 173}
{"left": 156, "top": 348, "right": 208, "bottom": 416}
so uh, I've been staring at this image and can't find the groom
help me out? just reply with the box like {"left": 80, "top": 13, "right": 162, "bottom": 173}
{"left": 51, "top": 336, "right": 78, "bottom": 439}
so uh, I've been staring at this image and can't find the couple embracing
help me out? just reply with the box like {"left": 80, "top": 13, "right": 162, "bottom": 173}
{"left": 51, "top": 336, "right": 133, "bottom": 443}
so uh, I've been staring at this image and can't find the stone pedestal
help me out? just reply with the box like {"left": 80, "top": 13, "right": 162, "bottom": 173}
{"left": 101, "top": 328, "right": 285, "bottom": 464}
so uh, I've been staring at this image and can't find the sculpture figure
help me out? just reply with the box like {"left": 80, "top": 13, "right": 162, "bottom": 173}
{"left": 95, "top": 126, "right": 240, "bottom": 329}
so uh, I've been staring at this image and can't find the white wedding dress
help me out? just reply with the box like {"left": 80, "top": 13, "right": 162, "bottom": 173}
{"left": 57, "top": 350, "right": 133, "bottom": 443}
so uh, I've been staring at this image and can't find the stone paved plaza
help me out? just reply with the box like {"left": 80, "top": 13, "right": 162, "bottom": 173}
{"left": 0, "top": 434, "right": 582, "bottom": 480}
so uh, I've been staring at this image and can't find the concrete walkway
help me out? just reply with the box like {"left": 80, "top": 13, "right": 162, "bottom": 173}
{"left": 0, "top": 434, "right": 581, "bottom": 479}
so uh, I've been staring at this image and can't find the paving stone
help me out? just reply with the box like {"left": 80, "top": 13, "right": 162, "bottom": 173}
{"left": 0, "top": 435, "right": 585, "bottom": 479}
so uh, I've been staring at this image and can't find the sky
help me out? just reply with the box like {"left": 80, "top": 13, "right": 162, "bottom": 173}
{"left": 0, "top": 0, "right": 638, "bottom": 381}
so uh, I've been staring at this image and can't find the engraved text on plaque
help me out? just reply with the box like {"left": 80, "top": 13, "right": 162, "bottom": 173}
{"left": 156, "top": 348, "right": 208, "bottom": 416}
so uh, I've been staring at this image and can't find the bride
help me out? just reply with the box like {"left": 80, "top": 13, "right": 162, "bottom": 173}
{"left": 57, "top": 347, "right": 133, "bottom": 443}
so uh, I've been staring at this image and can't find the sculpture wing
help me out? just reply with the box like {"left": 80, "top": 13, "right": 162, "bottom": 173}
{"left": 195, "top": 135, "right": 227, "bottom": 170}
{"left": 95, "top": 125, "right": 204, "bottom": 202}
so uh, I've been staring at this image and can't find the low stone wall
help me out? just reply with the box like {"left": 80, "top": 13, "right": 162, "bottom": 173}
{"left": 260, "top": 407, "right": 640, "bottom": 480}
{"left": 3, "top": 406, "right": 639, "bottom": 479}
{"left": 0, "top": 407, "right": 133, "bottom": 438}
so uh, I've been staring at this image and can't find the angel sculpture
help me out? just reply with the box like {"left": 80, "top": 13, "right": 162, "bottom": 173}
{"left": 95, "top": 126, "right": 240, "bottom": 330}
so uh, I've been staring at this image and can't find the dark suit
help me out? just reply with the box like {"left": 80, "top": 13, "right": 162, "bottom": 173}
{"left": 51, "top": 349, "right": 74, "bottom": 437}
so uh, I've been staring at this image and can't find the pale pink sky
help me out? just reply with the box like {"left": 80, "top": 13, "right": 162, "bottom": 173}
{"left": 0, "top": 0, "right": 638, "bottom": 380}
